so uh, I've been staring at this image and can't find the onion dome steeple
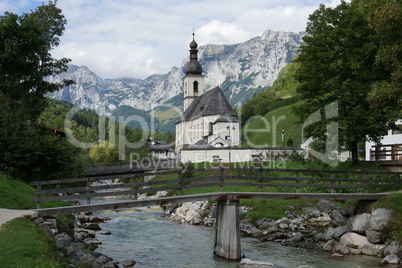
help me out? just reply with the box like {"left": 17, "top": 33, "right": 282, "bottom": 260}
{"left": 185, "top": 32, "right": 203, "bottom": 75}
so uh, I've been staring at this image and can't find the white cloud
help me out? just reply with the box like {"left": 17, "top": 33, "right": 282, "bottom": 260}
{"left": 1, "top": 0, "right": 343, "bottom": 79}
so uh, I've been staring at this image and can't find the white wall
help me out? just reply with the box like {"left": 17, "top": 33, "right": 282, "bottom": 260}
{"left": 181, "top": 148, "right": 301, "bottom": 163}
{"left": 365, "top": 120, "right": 402, "bottom": 161}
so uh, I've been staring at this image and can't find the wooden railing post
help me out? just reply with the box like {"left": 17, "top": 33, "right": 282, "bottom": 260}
{"left": 364, "top": 173, "right": 369, "bottom": 193}
{"left": 86, "top": 178, "right": 91, "bottom": 204}
{"left": 330, "top": 171, "right": 335, "bottom": 194}
{"left": 36, "top": 182, "right": 42, "bottom": 209}
{"left": 220, "top": 166, "right": 224, "bottom": 192}
{"left": 259, "top": 167, "right": 263, "bottom": 192}
{"left": 178, "top": 169, "right": 183, "bottom": 196}
{"left": 295, "top": 171, "right": 300, "bottom": 193}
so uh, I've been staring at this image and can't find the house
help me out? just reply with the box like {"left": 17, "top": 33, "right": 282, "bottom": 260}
{"left": 175, "top": 34, "right": 240, "bottom": 153}
{"left": 146, "top": 138, "right": 175, "bottom": 159}
{"left": 365, "top": 120, "right": 402, "bottom": 161}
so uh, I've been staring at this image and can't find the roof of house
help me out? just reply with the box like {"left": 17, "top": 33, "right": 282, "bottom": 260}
{"left": 189, "top": 139, "right": 214, "bottom": 149}
{"left": 176, "top": 86, "right": 238, "bottom": 123}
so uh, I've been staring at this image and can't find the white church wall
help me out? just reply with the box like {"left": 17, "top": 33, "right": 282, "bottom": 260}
{"left": 181, "top": 147, "right": 302, "bottom": 164}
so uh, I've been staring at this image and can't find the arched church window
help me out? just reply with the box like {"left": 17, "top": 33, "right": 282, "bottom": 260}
{"left": 193, "top": 81, "right": 198, "bottom": 92}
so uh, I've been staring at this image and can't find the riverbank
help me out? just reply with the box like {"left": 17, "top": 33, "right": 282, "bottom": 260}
{"left": 164, "top": 195, "right": 402, "bottom": 265}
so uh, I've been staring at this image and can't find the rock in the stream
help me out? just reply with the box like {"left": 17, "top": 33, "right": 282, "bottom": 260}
{"left": 381, "top": 253, "right": 401, "bottom": 264}
{"left": 123, "top": 259, "right": 137, "bottom": 267}
{"left": 240, "top": 258, "right": 274, "bottom": 266}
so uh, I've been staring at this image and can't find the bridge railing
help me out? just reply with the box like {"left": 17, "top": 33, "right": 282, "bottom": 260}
{"left": 30, "top": 167, "right": 402, "bottom": 208}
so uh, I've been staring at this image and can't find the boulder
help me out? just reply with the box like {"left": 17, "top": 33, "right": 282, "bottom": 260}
{"left": 83, "top": 238, "right": 102, "bottom": 250}
{"left": 333, "top": 226, "right": 349, "bottom": 239}
{"left": 302, "top": 207, "right": 321, "bottom": 217}
{"left": 342, "top": 205, "right": 356, "bottom": 217}
{"left": 381, "top": 253, "right": 401, "bottom": 264}
{"left": 330, "top": 210, "right": 347, "bottom": 226}
{"left": 287, "top": 232, "right": 304, "bottom": 243}
{"left": 313, "top": 232, "right": 323, "bottom": 242}
{"left": 331, "top": 253, "right": 344, "bottom": 258}
{"left": 56, "top": 237, "right": 71, "bottom": 249}
{"left": 383, "top": 241, "right": 399, "bottom": 256}
{"left": 123, "top": 260, "right": 137, "bottom": 267}
{"left": 332, "top": 241, "right": 350, "bottom": 254}
{"left": 82, "top": 223, "right": 102, "bottom": 231}
{"left": 240, "top": 258, "right": 274, "bottom": 266}
{"left": 347, "top": 213, "right": 370, "bottom": 234}
{"left": 104, "top": 262, "right": 119, "bottom": 268}
{"left": 359, "top": 243, "right": 386, "bottom": 256}
{"left": 317, "top": 200, "right": 340, "bottom": 213}
{"left": 309, "top": 213, "right": 331, "bottom": 227}
{"left": 184, "top": 208, "right": 202, "bottom": 225}
{"left": 256, "top": 218, "right": 276, "bottom": 229}
{"left": 339, "top": 232, "right": 369, "bottom": 248}
{"left": 370, "top": 208, "right": 392, "bottom": 231}
{"left": 278, "top": 223, "right": 289, "bottom": 229}
{"left": 366, "top": 229, "right": 385, "bottom": 244}
{"left": 240, "top": 219, "right": 262, "bottom": 237}
{"left": 78, "top": 254, "right": 104, "bottom": 268}
{"left": 322, "top": 227, "right": 336, "bottom": 241}
{"left": 323, "top": 239, "right": 335, "bottom": 251}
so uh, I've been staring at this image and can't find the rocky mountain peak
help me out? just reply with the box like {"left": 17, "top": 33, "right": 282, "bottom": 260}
{"left": 49, "top": 29, "right": 304, "bottom": 120}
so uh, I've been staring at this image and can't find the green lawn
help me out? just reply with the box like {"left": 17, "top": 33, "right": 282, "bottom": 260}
{"left": 0, "top": 172, "right": 72, "bottom": 267}
{"left": 0, "top": 217, "right": 69, "bottom": 267}
{"left": 242, "top": 101, "right": 304, "bottom": 147}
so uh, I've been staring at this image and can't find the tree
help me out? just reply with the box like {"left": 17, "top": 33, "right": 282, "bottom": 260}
{"left": 363, "top": 0, "right": 402, "bottom": 120}
{"left": 0, "top": 1, "right": 72, "bottom": 119}
{"left": 293, "top": 0, "right": 390, "bottom": 166}
{"left": 0, "top": 2, "right": 77, "bottom": 181}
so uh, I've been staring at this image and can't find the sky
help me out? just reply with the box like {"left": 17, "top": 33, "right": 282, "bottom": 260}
{"left": 0, "top": 0, "right": 342, "bottom": 79}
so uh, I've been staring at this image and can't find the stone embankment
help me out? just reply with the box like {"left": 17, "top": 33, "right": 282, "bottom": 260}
{"left": 164, "top": 199, "right": 401, "bottom": 265}
{"left": 31, "top": 212, "right": 136, "bottom": 267}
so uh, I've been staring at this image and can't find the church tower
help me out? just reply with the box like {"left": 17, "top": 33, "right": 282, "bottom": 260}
{"left": 183, "top": 33, "right": 205, "bottom": 111}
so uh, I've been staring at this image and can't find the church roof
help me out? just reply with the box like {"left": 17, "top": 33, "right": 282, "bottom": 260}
{"left": 176, "top": 86, "right": 238, "bottom": 123}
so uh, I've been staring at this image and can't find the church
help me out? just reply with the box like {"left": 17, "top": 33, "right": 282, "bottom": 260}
{"left": 175, "top": 34, "right": 240, "bottom": 153}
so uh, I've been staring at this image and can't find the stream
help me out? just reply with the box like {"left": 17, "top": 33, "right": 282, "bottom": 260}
{"left": 92, "top": 205, "right": 388, "bottom": 268}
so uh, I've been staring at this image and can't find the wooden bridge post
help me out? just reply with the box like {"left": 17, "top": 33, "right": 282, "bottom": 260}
{"left": 214, "top": 199, "right": 241, "bottom": 260}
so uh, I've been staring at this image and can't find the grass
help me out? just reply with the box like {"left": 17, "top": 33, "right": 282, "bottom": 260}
{"left": 0, "top": 172, "right": 70, "bottom": 209}
{"left": 374, "top": 193, "right": 402, "bottom": 244}
{"left": 0, "top": 217, "right": 69, "bottom": 267}
{"left": 242, "top": 101, "right": 304, "bottom": 147}
{"left": 240, "top": 199, "right": 317, "bottom": 224}
{"left": 0, "top": 172, "right": 73, "bottom": 267}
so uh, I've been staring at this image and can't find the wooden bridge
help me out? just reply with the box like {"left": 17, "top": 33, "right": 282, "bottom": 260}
{"left": 30, "top": 166, "right": 402, "bottom": 260}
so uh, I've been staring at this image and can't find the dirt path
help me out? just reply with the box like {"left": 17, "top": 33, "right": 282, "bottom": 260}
{"left": 0, "top": 209, "right": 36, "bottom": 229}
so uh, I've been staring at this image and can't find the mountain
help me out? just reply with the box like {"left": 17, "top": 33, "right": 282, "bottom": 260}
{"left": 48, "top": 29, "right": 304, "bottom": 131}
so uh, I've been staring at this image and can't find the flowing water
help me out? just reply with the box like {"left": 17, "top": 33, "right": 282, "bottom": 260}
{"left": 92, "top": 204, "right": 389, "bottom": 268}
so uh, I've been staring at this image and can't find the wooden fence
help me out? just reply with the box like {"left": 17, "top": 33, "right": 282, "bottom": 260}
{"left": 371, "top": 144, "right": 402, "bottom": 161}
{"left": 30, "top": 167, "right": 402, "bottom": 208}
